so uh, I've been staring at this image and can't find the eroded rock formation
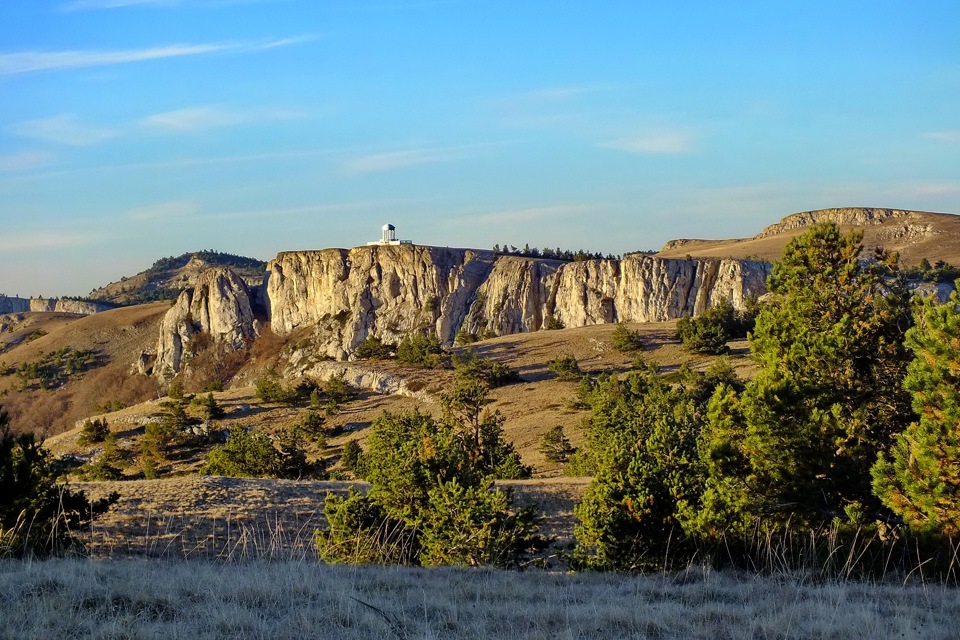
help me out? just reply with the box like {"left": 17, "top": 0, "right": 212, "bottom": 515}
{"left": 154, "top": 268, "right": 257, "bottom": 375}
{"left": 152, "top": 245, "right": 772, "bottom": 370}
{"left": 0, "top": 296, "right": 112, "bottom": 315}
{"left": 263, "top": 245, "right": 771, "bottom": 359}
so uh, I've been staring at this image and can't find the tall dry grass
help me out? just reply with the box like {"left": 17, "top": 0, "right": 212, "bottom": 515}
{"left": 1, "top": 557, "right": 958, "bottom": 639}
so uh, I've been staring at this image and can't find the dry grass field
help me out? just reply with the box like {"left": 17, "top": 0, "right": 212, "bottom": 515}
{"left": 656, "top": 209, "right": 960, "bottom": 266}
{"left": 2, "top": 557, "right": 958, "bottom": 640}
{"left": 70, "top": 476, "right": 590, "bottom": 561}
{"left": 4, "top": 318, "right": 960, "bottom": 639}
{"left": 40, "top": 320, "right": 753, "bottom": 480}
{"left": 0, "top": 303, "right": 168, "bottom": 436}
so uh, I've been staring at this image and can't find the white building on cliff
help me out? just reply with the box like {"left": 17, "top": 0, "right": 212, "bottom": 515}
{"left": 367, "top": 223, "right": 412, "bottom": 246}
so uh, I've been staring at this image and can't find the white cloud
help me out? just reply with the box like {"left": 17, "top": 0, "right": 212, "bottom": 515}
{"left": 62, "top": 0, "right": 181, "bottom": 9}
{"left": 141, "top": 105, "right": 304, "bottom": 132}
{"left": 127, "top": 201, "right": 200, "bottom": 221}
{"left": 0, "top": 37, "right": 311, "bottom": 75}
{"left": 470, "top": 205, "right": 595, "bottom": 226}
{"left": 11, "top": 114, "right": 118, "bottom": 146}
{"left": 344, "top": 145, "right": 479, "bottom": 175}
{"left": 61, "top": 0, "right": 287, "bottom": 10}
{"left": 599, "top": 131, "right": 694, "bottom": 154}
{"left": 0, "top": 150, "right": 55, "bottom": 171}
{"left": 924, "top": 130, "right": 960, "bottom": 143}
{"left": 0, "top": 231, "right": 101, "bottom": 252}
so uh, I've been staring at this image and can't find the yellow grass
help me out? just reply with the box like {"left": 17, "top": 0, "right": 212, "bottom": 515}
{"left": 73, "top": 476, "right": 590, "bottom": 561}
{"left": 1, "top": 557, "right": 958, "bottom": 639}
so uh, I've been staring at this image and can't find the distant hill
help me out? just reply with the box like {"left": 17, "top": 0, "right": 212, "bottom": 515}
{"left": 88, "top": 250, "right": 266, "bottom": 306}
{"left": 657, "top": 207, "right": 960, "bottom": 266}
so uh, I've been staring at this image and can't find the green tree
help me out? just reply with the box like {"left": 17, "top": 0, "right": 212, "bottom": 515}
{"left": 79, "top": 432, "right": 125, "bottom": 481}
{"left": 316, "top": 376, "right": 539, "bottom": 567}
{"left": 77, "top": 417, "right": 110, "bottom": 446}
{"left": 611, "top": 323, "right": 644, "bottom": 352}
{"left": 873, "top": 286, "right": 960, "bottom": 534}
{"left": 696, "top": 223, "right": 913, "bottom": 535}
{"left": 192, "top": 393, "right": 225, "bottom": 421}
{"left": 548, "top": 354, "right": 582, "bottom": 381}
{"left": 202, "top": 427, "right": 279, "bottom": 478}
{"left": 353, "top": 335, "right": 395, "bottom": 359}
{"left": 340, "top": 439, "right": 364, "bottom": 476}
{"left": 538, "top": 425, "right": 576, "bottom": 463}
{"left": 573, "top": 363, "right": 738, "bottom": 569}
{"left": 1, "top": 406, "right": 116, "bottom": 556}
{"left": 396, "top": 332, "right": 446, "bottom": 368}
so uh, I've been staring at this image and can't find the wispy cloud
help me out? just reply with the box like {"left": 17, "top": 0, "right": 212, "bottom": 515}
{"left": 0, "top": 231, "right": 102, "bottom": 252}
{"left": 61, "top": 0, "right": 286, "bottom": 11}
{"left": 470, "top": 204, "right": 596, "bottom": 226}
{"left": 924, "top": 130, "right": 960, "bottom": 143}
{"left": 0, "top": 151, "right": 55, "bottom": 171}
{"left": 599, "top": 131, "right": 695, "bottom": 154}
{"left": 0, "top": 37, "right": 313, "bottom": 75}
{"left": 63, "top": 0, "right": 181, "bottom": 10}
{"left": 126, "top": 198, "right": 427, "bottom": 224}
{"left": 343, "top": 144, "right": 484, "bottom": 175}
{"left": 11, "top": 114, "right": 118, "bottom": 146}
{"left": 127, "top": 200, "right": 200, "bottom": 221}
{"left": 142, "top": 105, "right": 305, "bottom": 132}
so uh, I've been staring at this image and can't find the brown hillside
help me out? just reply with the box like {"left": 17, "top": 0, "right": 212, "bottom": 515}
{"left": 88, "top": 251, "right": 265, "bottom": 305}
{"left": 43, "top": 320, "right": 755, "bottom": 483}
{"left": 0, "top": 303, "right": 168, "bottom": 436}
{"left": 657, "top": 207, "right": 960, "bottom": 266}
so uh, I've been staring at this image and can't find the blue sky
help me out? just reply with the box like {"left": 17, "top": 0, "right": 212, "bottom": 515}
{"left": 1, "top": 0, "right": 959, "bottom": 297}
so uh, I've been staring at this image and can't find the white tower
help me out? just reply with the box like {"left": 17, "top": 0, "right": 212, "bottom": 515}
{"left": 381, "top": 223, "right": 396, "bottom": 244}
{"left": 367, "top": 223, "right": 412, "bottom": 246}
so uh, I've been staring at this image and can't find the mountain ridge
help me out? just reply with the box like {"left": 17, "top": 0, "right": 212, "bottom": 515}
{"left": 658, "top": 207, "right": 960, "bottom": 265}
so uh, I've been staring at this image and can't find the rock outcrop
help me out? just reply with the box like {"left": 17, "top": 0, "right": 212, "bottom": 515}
{"left": 154, "top": 268, "right": 257, "bottom": 375}
{"left": 263, "top": 245, "right": 771, "bottom": 359}
{"left": 755, "top": 207, "right": 914, "bottom": 238}
{"left": 153, "top": 245, "right": 771, "bottom": 369}
{"left": 264, "top": 246, "right": 500, "bottom": 359}
{"left": 0, "top": 296, "right": 112, "bottom": 315}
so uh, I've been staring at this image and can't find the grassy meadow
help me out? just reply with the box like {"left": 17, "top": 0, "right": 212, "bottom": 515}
{"left": 3, "top": 557, "right": 959, "bottom": 640}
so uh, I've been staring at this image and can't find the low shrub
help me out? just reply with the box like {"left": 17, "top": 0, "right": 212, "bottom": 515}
{"left": 610, "top": 323, "right": 643, "bottom": 352}
{"left": 538, "top": 425, "right": 576, "bottom": 463}
{"left": 397, "top": 333, "right": 447, "bottom": 368}
{"left": 77, "top": 417, "right": 110, "bottom": 446}
{"left": 548, "top": 355, "right": 582, "bottom": 381}
{"left": 353, "top": 336, "right": 395, "bottom": 359}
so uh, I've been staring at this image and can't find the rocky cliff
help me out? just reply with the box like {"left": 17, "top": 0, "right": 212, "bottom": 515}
{"left": 155, "top": 268, "right": 258, "bottom": 375}
{"left": 263, "top": 245, "right": 771, "bottom": 360}
{"left": 153, "top": 245, "right": 771, "bottom": 371}
{"left": 658, "top": 207, "right": 960, "bottom": 266}
{"left": 755, "top": 207, "right": 915, "bottom": 238}
{"left": 0, "top": 296, "right": 112, "bottom": 315}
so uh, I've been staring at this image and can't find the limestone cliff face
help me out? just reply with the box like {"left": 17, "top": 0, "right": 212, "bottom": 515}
{"left": 265, "top": 246, "right": 498, "bottom": 359}
{"left": 0, "top": 296, "right": 111, "bottom": 315}
{"left": 756, "top": 208, "right": 915, "bottom": 238}
{"left": 155, "top": 268, "right": 257, "bottom": 375}
{"left": 462, "top": 255, "right": 770, "bottom": 336}
{"left": 153, "top": 246, "right": 771, "bottom": 368}
{"left": 264, "top": 246, "right": 771, "bottom": 358}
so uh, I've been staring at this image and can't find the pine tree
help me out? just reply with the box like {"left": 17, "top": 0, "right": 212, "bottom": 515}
{"left": 697, "top": 223, "right": 914, "bottom": 533}
{"left": 873, "top": 286, "right": 960, "bottom": 534}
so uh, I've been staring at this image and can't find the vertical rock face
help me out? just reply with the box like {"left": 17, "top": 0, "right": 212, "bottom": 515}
{"left": 463, "top": 255, "right": 771, "bottom": 335}
{"left": 154, "top": 268, "right": 257, "bottom": 375}
{"left": 264, "top": 246, "right": 772, "bottom": 358}
{"left": 0, "top": 296, "right": 111, "bottom": 315}
{"left": 265, "top": 245, "right": 498, "bottom": 359}
{"left": 154, "top": 247, "right": 772, "bottom": 369}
